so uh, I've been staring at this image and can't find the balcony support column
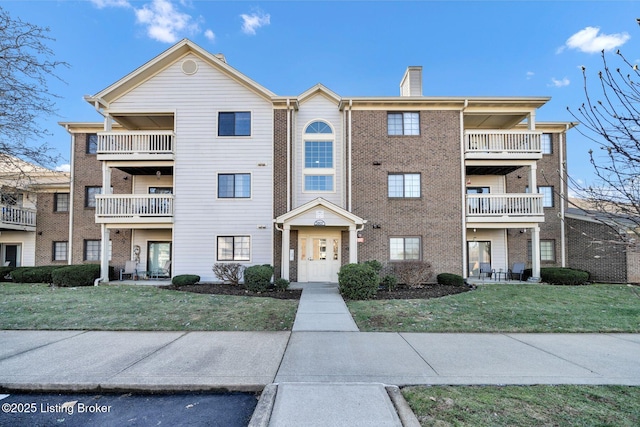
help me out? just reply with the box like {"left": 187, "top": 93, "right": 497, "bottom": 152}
{"left": 528, "top": 163, "right": 537, "bottom": 195}
{"left": 281, "top": 225, "right": 290, "bottom": 281}
{"left": 100, "top": 224, "right": 110, "bottom": 283}
{"left": 531, "top": 225, "right": 541, "bottom": 279}
{"left": 349, "top": 225, "right": 358, "bottom": 264}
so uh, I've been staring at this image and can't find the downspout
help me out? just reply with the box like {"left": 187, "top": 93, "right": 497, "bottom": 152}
{"left": 347, "top": 99, "right": 353, "bottom": 212}
{"left": 560, "top": 126, "right": 567, "bottom": 267}
{"left": 286, "top": 99, "right": 291, "bottom": 212}
{"left": 64, "top": 124, "right": 74, "bottom": 265}
{"left": 460, "top": 99, "right": 468, "bottom": 278}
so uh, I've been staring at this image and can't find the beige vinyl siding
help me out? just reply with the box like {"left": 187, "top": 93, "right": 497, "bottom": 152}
{"left": 133, "top": 175, "right": 173, "bottom": 194}
{"left": 111, "top": 54, "right": 273, "bottom": 281}
{"left": 468, "top": 228, "right": 508, "bottom": 273}
{"left": 131, "top": 229, "right": 172, "bottom": 273}
{"left": 0, "top": 231, "right": 36, "bottom": 266}
{"left": 294, "top": 94, "right": 344, "bottom": 208}
{"left": 466, "top": 175, "right": 505, "bottom": 193}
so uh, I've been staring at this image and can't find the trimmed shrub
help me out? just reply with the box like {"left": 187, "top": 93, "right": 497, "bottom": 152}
{"left": 212, "top": 263, "right": 244, "bottom": 286}
{"left": 381, "top": 274, "right": 398, "bottom": 291}
{"left": 541, "top": 267, "right": 590, "bottom": 286}
{"left": 364, "top": 260, "right": 383, "bottom": 274}
{"left": 52, "top": 264, "right": 101, "bottom": 287}
{"left": 0, "top": 266, "right": 15, "bottom": 282}
{"left": 274, "top": 277, "right": 290, "bottom": 292}
{"left": 338, "top": 263, "right": 380, "bottom": 300}
{"left": 172, "top": 274, "right": 200, "bottom": 286}
{"left": 390, "top": 261, "right": 434, "bottom": 288}
{"left": 11, "top": 265, "right": 64, "bottom": 284}
{"left": 437, "top": 273, "right": 465, "bottom": 287}
{"left": 244, "top": 264, "right": 274, "bottom": 292}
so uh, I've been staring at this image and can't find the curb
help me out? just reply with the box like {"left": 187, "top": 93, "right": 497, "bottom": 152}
{"left": 385, "top": 385, "right": 421, "bottom": 427}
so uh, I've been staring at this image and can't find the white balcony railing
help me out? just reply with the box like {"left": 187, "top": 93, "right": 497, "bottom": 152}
{"left": 465, "top": 131, "right": 542, "bottom": 155}
{"left": 466, "top": 194, "right": 544, "bottom": 217}
{"left": 1, "top": 205, "right": 36, "bottom": 228}
{"left": 97, "top": 131, "right": 174, "bottom": 156}
{"left": 95, "top": 194, "right": 174, "bottom": 221}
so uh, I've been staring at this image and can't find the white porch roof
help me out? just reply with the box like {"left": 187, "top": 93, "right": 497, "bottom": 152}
{"left": 275, "top": 198, "right": 366, "bottom": 228}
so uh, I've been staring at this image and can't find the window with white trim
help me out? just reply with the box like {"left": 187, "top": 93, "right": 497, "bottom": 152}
{"left": 218, "top": 174, "right": 251, "bottom": 198}
{"left": 303, "top": 121, "right": 335, "bottom": 192}
{"left": 388, "top": 173, "right": 420, "bottom": 198}
{"left": 217, "top": 236, "right": 250, "bottom": 261}
{"left": 387, "top": 112, "right": 419, "bottom": 135}
{"left": 526, "top": 185, "right": 554, "bottom": 208}
{"left": 218, "top": 112, "right": 251, "bottom": 136}
{"left": 390, "top": 237, "right": 421, "bottom": 260}
{"left": 528, "top": 239, "right": 555, "bottom": 262}
{"left": 541, "top": 133, "right": 552, "bottom": 154}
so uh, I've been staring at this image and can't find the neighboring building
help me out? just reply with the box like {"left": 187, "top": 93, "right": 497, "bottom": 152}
{"left": 59, "top": 39, "right": 575, "bottom": 283}
{"left": 0, "top": 156, "right": 69, "bottom": 267}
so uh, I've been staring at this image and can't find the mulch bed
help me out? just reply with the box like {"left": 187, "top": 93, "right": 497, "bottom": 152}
{"left": 160, "top": 283, "right": 470, "bottom": 300}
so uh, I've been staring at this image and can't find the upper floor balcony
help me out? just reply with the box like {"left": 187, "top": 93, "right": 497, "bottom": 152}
{"left": 1, "top": 205, "right": 36, "bottom": 231}
{"left": 466, "top": 193, "right": 544, "bottom": 223}
{"left": 96, "top": 131, "right": 175, "bottom": 161}
{"left": 95, "top": 194, "right": 174, "bottom": 226}
{"left": 465, "top": 130, "right": 542, "bottom": 160}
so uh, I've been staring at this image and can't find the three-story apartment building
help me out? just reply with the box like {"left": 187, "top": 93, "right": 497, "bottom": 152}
{"left": 62, "top": 39, "right": 572, "bottom": 283}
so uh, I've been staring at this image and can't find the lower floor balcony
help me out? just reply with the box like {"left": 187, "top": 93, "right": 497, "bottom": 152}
{"left": 466, "top": 193, "right": 544, "bottom": 223}
{"left": 0, "top": 205, "right": 36, "bottom": 231}
{"left": 95, "top": 194, "right": 174, "bottom": 225}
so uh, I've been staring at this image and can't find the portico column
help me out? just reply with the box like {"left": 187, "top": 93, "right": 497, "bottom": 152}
{"left": 349, "top": 225, "right": 358, "bottom": 264}
{"left": 531, "top": 225, "right": 541, "bottom": 279}
{"left": 281, "top": 225, "right": 290, "bottom": 281}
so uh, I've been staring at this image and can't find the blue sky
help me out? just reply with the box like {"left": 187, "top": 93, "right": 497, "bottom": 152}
{"left": 3, "top": 0, "right": 640, "bottom": 188}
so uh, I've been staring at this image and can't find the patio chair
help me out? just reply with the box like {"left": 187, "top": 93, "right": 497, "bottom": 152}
{"left": 479, "top": 262, "right": 494, "bottom": 281}
{"left": 120, "top": 260, "right": 138, "bottom": 281}
{"left": 151, "top": 260, "right": 171, "bottom": 279}
{"left": 508, "top": 262, "right": 526, "bottom": 281}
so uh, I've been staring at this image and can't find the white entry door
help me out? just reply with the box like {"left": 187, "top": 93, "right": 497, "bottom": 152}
{"left": 298, "top": 230, "right": 341, "bottom": 282}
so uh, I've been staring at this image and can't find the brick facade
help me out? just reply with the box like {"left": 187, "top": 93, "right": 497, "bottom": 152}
{"left": 34, "top": 192, "right": 69, "bottom": 266}
{"left": 350, "top": 109, "right": 463, "bottom": 276}
{"left": 70, "top": 132, "right": 132, "bottom": 269}
{"left": 566, "top": 216, "right": 628, "bottom": 283}
{"left": 273, "top": 109, "right": 289, "bottom": 279}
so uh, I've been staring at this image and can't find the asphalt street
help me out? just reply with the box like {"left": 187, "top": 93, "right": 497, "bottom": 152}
{"left": 0, "top": 392, "right": 258, "bottom": 427}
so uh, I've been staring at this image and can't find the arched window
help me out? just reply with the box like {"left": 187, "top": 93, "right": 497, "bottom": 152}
{"left": 303, "top": 121, "right": 334, "bottom": 192}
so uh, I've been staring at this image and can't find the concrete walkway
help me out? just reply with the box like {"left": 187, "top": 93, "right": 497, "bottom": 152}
{"left": 1, "top": 282, "right": 639, "bottom": 426}
{"left": 290, "top": 282, "right": 359, "bottom": 332}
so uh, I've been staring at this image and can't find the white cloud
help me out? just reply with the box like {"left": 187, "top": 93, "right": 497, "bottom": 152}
{"left": 240, "top": 11, "right": 270, "bottom": 35}
{"left": 55, "top": 164, "right": 71, "bottom": 172}
{"left": 204, "top": 29, "right": 215, "bottom": 41}
{"left": 526, "top": 71, "right": 535, "bottom": 80}
{"left": 90, "top": 0, "right": 131, "bottom": 8}
{"left": 134, "top": 0, "right": 199, "bottom": 43}
{"left": 562, "top": 26, "right": 630, "bottom": 54}
{"left": 549, "top": 77, "right": 570, "bottom": 88}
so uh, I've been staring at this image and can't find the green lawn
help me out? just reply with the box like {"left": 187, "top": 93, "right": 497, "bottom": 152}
{"left": 0, "top": 283, "right": 298, "bottom": 331}
{"left": 348, "top": 284, "right": 640, "bottom": 333}
{"left": 402, "top": 385, "right": 640, "bottom": 426}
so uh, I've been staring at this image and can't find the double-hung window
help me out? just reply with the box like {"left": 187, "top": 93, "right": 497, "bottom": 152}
{"left": 53, "top": 242, "right": 68, "bottom": 261}
{"left": 388, "top": 173, "right": 420, "bottom": 198}
{"left": 541, "top": 133, "right": 552, "bottom": 154}
{"left": 218, "top": 174, "right": 251, "bottom": 198}
{"left": 217, "top": 236, "right": 250, "bottom": 261}
{"left": 218, "top": 112, "right": 251, "bottom": 136}
{"left": 84, "top": 240, "right": 112, "bottom": 261}
{"left": 526, "top": 185, "right": 554, "bottom": 208}
{"left": 388, "top": 112, "right": 419, "bottom": 135}
{"left": 303, "top": 121, "right": 335, "bottom": 192}
{"left": 390, "top": 237, "right": 421, "bottom": 261}
{"left": 54, "top": 193, "right": 69, "bottom": 212}
{"left": 528, "top": 240, "right": 555, "bottom": 262}
{"left": 86, "top": 133, "right": 98, "bottom": 154}
{"left": 85, "top": 186, "right": 101, "bottom": 208}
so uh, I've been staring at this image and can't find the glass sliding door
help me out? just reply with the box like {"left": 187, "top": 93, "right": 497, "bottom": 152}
{"left": 467, "top": 241, "right": 491, "bottom": 278}
{"left": 147, "top": 241, "right": 171, "bottom": 277}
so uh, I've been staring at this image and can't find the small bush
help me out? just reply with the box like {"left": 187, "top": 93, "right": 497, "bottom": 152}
{"left": 364, "top": 260, "right": 383, "bottom": 274}
{"left": 274, "top": 277, "right": 290, "bottom": 292}
{"left": 212, "top": 263, "right": 244, "bottom": 286}
{"left": 244, "top": 264, "right": 274, "bottom": 292}
{"left": 338, "top": 263, "right": 380, "bottom": 300}
{"left": 0, "top": 266, "right": 15, "bottom": 282}
{"left": 172, "top": 274, "right": 200, "bottom": 286}
{"left": 437, "top": 273, "right": 464, "bottom": 287}
{"left": 541, "top": 267, "right": 590, "bottom": 286}
{"left": 381, "top": 274, "right": 398, "bottom": 291}
{"left": 390, "top": 261, "right": 434, "bottom": 288}
{"left": 11, "top": 265, "right": 65, "bottom": 284}
{"left": 52, "top": 264, "right": 101, "bottom": 287}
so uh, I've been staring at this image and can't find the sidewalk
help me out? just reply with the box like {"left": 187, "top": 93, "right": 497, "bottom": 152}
{"left": 0, "top": 283, "right": 639, "bottom": 425}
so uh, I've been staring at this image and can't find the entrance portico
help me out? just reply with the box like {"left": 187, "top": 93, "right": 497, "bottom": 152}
{"left": 275, "top": 198, "right": 366, "bottom": 282}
